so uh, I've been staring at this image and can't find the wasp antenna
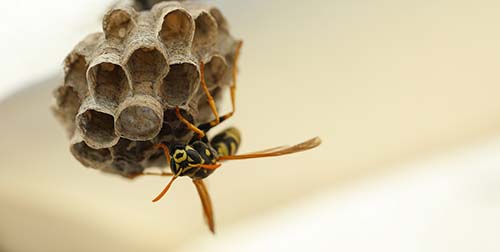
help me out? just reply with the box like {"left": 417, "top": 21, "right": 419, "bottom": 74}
{"left": 152, "top": 176, "right": 178, "bottom": 203}
{"left": 200, "top": 163, "right": 222, "bottom": 170}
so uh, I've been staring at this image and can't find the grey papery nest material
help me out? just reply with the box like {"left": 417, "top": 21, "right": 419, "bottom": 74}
{"left": 52, "top": 1, "right": 240, "bottom": 177}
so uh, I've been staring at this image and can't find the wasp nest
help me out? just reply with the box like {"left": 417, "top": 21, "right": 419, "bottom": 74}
{"left": 53, "top": 0, "right": 240, "bottom": 176}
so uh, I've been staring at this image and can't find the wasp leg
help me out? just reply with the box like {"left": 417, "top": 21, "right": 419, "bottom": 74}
{"left": 175, "top": 62, "right": 216, "bottom": 139}
{"left": 125, "top": 144, "right": 173, "bottom": 179}
{"left": 199, "top": 61, "right": 220, "bottom": 126}
{"left": 126, "top": 171, "right": 173, "bottom": 179}
{"left": 175, "top": 107, "right": 205, "bottom": 138}
{"left": 176, "top": 59, "right": 223, "bottom": 138}
{"left": 197, "top": 113, "right": 232, "bottom": 133}
{"left": 140, "top": 172, "right": 173, "bottom": 176}
{"left": 154, "top": 143, "right": 172, "bottom": 164}
{"left": 197, "top": 40, "right": 243, "bottom": 133}
{"left": 203, "top": 41, "right": 243, "bottom": 131}
{"left": 179, "top": 41, "right": 243, "bottom": 137}
{"left": 192, "top": 179, "right": 215, "bottom": 233}
{"left": 212, "top": 41, "right": 243, "bottom": 126}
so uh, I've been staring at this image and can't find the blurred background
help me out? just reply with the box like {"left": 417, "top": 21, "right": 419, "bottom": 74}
{"left": 1, "top": 0, "right": 500, "bottom": 251}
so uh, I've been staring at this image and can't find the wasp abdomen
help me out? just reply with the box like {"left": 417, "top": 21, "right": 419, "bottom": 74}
{"left": 210, "top": 127, "right": 241, "bottom": 157}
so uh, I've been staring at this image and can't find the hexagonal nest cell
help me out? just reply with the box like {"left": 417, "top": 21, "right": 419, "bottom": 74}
{"left": 159, "top": 9, "right": 194, "bottom": 48}
{"left": 76, "top": 103, "right": 118, "bottom": 149}
{"left": 160, "top": 62, "right": 199, "bottom": 106}
{"left": 103, "top": 9, "right": 135, "bottom": 40}
{"left": 126, "top": 47, "right": 168, "bottom": 94}
{"left": 115, "top": 95, "right": 163, "bottom": 141}
{"left": 52, "top": 0, "right": 241, "bottom": 177}
{"left": 89, "top": 62, "right": 130, "bottom": 104}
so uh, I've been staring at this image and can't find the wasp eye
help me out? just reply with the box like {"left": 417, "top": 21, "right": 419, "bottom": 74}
{"left": 186, "top": 148, "right": 202, "bottom": 165}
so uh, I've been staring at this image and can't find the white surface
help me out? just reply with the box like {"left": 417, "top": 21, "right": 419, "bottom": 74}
{"left": 0, "top": 0, "right": 95, "bottom": 99}
{"left": 2, "top": 1, "right": 500, "bottom": 251}
{"left": 0, "top": 0, "right": 235, "bottom": 100}
{"left": 0, "top": 0, "right": 109, "bottom": 100}
{"left": 179, "top": 136, "right": 500, "bottom": 252}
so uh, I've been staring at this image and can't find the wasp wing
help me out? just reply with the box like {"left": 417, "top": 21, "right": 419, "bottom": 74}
{"left": 218, "top": 137, "right": 321, "bottom": 161}
{"left": 246, "top": 145, "right": 289, "bottom": 155}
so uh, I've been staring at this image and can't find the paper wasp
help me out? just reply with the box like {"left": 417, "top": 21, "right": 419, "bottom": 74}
{"left": 138, "top": 120, "right": 320, "bottom": 233}
{"left": 135, "top": 41, "right": 321, "bottom": 233}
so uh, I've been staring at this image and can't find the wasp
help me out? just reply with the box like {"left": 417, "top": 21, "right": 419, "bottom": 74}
{"left": 135, "top": 41, "right": 321, "bottom": 232}
{"left": 138, "top": 120, "right": 321, "bottom": 233}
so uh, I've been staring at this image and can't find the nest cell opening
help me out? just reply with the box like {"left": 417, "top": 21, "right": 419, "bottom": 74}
{"left": 64, "top": 54, "right": 88, "bottom": 98}
{"left": 134, "top": 0, "right": 160, "bottom": 11}
{"left": 90, "top": 62, "right": 129, "bottom": 104}
{"left": 53, "top": 85, "right": 81, "bottom": 137}
{"left": 159, "top": 9, "right": 193, "bottom": 46}
{"left": 205, "top": 55, "right": 227, "bottom": 88}
{"left": 116, "top": 105, "right": 162, "bottom": 140}
{"left": 55, "top": 85, "right": 80, "bottom": 114}
{"left": 104, "top": 9, "right": 134, "bottom": 39}
{"left": 112, "top": 138, "right": 153, "bottom": 163}
{"left": 71, "top": 142, "right": 112, "bottom": 164}
{"left": 209, "top": 8, "right": 228, "bottom": 32}
{"left": 110, "top": 138, "right": 155, "bottom": 174}
{"left": 111, "top": 157, "right": 143, "bottom": 175}
{"left": 77, "top": 109, "right": 117, "bottom": 146}
{"left": 160, "top": 62, "right": 199, "bottom": 106}
{"left": 126, "top": 47, "right": 167, "bottom": 92}
{"left": 193, "top": 12, "right": 217, "bottom": 48}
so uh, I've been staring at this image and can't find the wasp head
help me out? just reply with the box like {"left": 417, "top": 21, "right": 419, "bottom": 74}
{"left": 169, "top": 144, "right": 203, "bottom": 176}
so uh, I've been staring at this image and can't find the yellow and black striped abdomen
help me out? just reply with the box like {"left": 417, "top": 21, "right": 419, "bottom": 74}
{"left": 210, "top": 127, "right": 241, "bottom": 157}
